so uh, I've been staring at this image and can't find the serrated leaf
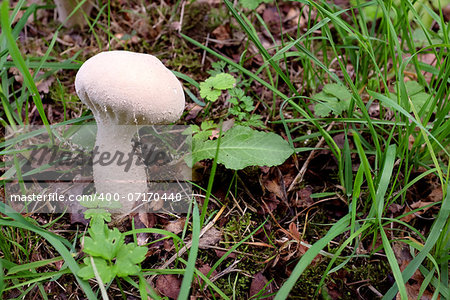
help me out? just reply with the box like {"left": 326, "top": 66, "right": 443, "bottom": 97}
{"left": 238, "top": 115, "right": 267, "bottom": 129}
{"left": 323, "top": 83, "right": 351, "bottom": 101}
{"left": 83, "top": 225, "right": 123, "bottom": 260}
{"left": 200, "top": 120, "right": 216, "bottom": 131}
{"left": 209, "top": 73, "right": 236, "bottom": 90}
{"left": 191, "top": 125, "right": 293, "bottom": 170}
{"left": 199, "top": 73, "right": 236, "bottom": 102}
{"left": 314, "top": 103, "right": 333, "bottom": 117}
{"left": 113, "top": 243, "right": 148, "bottom": 277}
{"left": 77, "top": 257, "right": 115, "bottom": 283}
{"left": 199, "top": 83, "right": 221, "bottom": 102}
{"left": 313, "top": 85, "right": 351, "bottom": 116}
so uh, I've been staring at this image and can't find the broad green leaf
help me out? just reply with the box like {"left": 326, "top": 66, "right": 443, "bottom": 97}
{"left": 83, "top": 225, "right": 123, "bottom": 261}
{"left": 77, "top": 257, "right": 115, "bottom": 283}
{"left": 390, "top": 81, "right": 434, "bottom": 113}
{"left": 191, "top": 125, "right": 293, "bottom": 170}
{"left": 113, "top": 243, "right": 148, "bottom": 277}
{"left": 323, "top": 83, "right": 351, "bottom": 101}
{"left": 394, "top": 80, "right": 423, "bottom": 95}
{"left": 313, "top": 84, "right": 351, "bottom": 116}
{"left": 199, "top": 73, "right": 236, "bottom": 102}
{"left": 410, "top": 92, "right": 432, "bottom": 112}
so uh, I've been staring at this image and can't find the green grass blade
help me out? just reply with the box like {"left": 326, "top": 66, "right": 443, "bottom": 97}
{"left": 383, "top": 184, "right": 450, "bottom": 299}
{"left": 7, "top": 256, "right": 64, "bottom": 275}
{"left": 177, "top": 201, "right": 200, "bottom": 300}
{"left": 0, "top": 203, "right": 96, "bottom": 299}
{"left": 0, "top": 1, "right": 50, "bottom": 129}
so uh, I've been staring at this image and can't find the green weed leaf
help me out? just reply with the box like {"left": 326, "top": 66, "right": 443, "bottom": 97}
{"left": 84, "top": 209, "right": 111, "bottom": 224}
{"left": 391, "top": 80, "right": 433, "bottom": 113}
{"left": 191, "top": 125, "right": 293, "bottom": 169}
{"left": 313, "top": 84, "right": 351, "bottom": 117}
{"left": 113, "top": 243, "right": 148, "bottom": 277}
{"left": 200, "top": 73, "right": 236, "bottom": 102}
{"left": 83, "top": 224, "right": 123, "bottom": 261}
{"left": 78, "top": 257, "right": 115, "bottom": 283}
{"left": 323, "top": 83, "right": 352, "bottom": 101}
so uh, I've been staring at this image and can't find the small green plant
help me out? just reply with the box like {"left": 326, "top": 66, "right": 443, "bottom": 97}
{"left": 193, "top": 63, "right": 293, "bottom": 170}
{"left": 200, "top": 63, "right": 265, "bottom": 128}
{"left": 313, "top": 83, "right": 352, "bottom": 117}
{"left": 77, "top": 209, "right": 147, "bottom": 283}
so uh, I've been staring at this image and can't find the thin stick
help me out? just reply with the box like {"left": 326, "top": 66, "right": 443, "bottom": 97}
{"left": 287, "top": 121, "right": 335, "bottom": 192}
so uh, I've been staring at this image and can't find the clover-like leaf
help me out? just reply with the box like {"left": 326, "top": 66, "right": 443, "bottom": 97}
{"left": 113, "top": 243, "right": 148, "bottom": 277}
{"left": 78, "top": 257, "right": 115, "bottom": 283}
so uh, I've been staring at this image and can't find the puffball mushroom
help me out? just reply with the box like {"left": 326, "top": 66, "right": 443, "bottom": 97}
{"left": 75, "top": 51, "right": 185, "bottom": 213}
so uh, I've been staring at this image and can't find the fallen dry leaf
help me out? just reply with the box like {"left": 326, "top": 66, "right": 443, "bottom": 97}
{"left": 401, "top": 201, "right": 435, "bottom": 223}
{"left": 249, "top": 272, "right": 274, "bottom": 299}
{"left": 185, "top": 104, "right": 202, "bottom": 120}
{"left": 138, "top": 213, "right": 156, "bottom": 228}
{"left": 164, "top": 218, "right": 186, "bottom": 234}
{"left": 266, "top": 179, "right": 284, "bottom": 200}
{"left": 212, "top": 24, "right": 231, "bottom": 46}
{"left": 210, "top": 119, "right": 234, "bottom": 139}
{"left": 36, "top": 75, "right": 55, "bottom": 94}
{"left": 156, "top": 274, "right": 182, "bottom": 299}
{"left": 288, "top": 222, "right": 301, "bottom": 242}
{"left": 427, "top": 188, "right": 443, "bottom": 202}
{"left": 199, "top": 226, "right": 222, "bottom": 249}
{"left": 214, "top": 249, "right": 237, "bottom": 259}
{"left": 393, "top": 242, "right": 435, "bottom": 300}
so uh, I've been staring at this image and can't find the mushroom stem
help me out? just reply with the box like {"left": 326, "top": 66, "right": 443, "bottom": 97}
{"left": 93, "top": 122, "right": 146, "bottom": 212}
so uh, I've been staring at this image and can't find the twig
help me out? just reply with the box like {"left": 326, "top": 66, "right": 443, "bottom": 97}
{"left": 287, "top": 121, "right": 335, "bottom": 192}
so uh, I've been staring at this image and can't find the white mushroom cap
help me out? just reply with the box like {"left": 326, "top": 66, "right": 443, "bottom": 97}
{"left": 75, "top": 51, "right": 185, "bottom": 125}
